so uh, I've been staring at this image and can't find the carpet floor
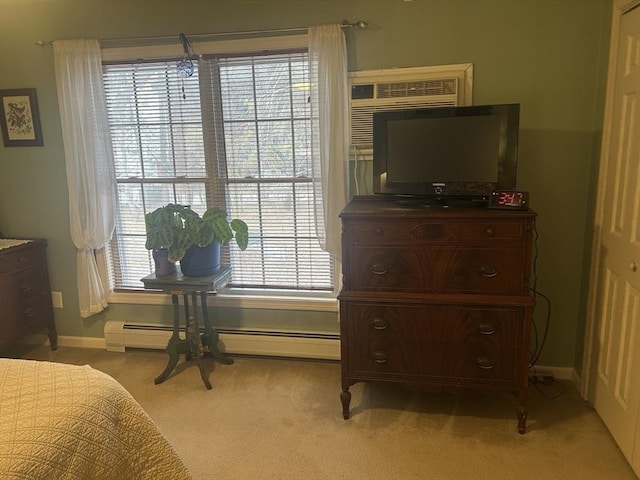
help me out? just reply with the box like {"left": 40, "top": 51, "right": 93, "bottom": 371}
{"left": 4, "top": 344, "right": 637, "bottom": 480}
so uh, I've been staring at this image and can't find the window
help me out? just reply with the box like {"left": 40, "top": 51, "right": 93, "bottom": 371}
{"left": 103, "top": 48, "right": 334, "bottom": 294}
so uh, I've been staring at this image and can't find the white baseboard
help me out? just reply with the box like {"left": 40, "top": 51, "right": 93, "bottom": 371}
{"left": 22, "top": 334, "right": 106, "bottom": 350}
{"left": 528, "top": 365, "right": 575, "bottom": 381}
{"left": 103, "top": 320, "right": 341, "bottom": 360}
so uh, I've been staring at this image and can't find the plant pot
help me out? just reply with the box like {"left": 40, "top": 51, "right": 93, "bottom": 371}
{"left": 180, "top": 242, "right": 221, "bottom": 277}
{"left": 152, "top": 248, "right": 177, "bottom": 276}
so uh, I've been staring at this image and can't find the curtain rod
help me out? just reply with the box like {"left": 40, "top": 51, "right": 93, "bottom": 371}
{"left": 35, "top": 20, "right": 368, "bottom": 47}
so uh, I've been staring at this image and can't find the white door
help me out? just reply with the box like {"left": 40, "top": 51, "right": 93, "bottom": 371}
{"left": 584, "top": 1, "right": 640, "bottom": 477}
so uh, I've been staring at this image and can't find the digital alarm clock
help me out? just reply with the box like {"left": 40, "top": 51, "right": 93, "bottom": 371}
{"left": 489, "top": 190, "right": 529, "bottom": 210}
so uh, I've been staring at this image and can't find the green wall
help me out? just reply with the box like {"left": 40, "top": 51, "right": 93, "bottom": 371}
{"left": 0, "top": 0, "right": 612, "bottom": 370}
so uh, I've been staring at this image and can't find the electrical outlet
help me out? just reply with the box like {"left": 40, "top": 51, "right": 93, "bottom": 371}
{"left": 51, "top": 291, "right": 63, "bottom": 309}
{"left": 529, "top": 373, "right": 555, "bottom": 385}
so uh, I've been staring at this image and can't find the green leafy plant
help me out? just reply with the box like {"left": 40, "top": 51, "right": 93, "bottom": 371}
{"left": 145, "top": 203, "right": 248, "bottom": 262}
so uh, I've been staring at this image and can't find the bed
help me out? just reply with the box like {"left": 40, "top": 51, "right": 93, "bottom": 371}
{"left": 0, "top": 358, "right": 192, "bottom": 480}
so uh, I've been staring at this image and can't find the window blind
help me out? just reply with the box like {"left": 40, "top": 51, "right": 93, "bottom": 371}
{"left": 103, "top": 52, "right": 333, "bottom": 292}
{"left": 103, "top": 61, "right": 208, "bottom": 288}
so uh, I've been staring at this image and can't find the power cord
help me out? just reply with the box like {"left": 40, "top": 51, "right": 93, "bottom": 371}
{"left": 526, "top": 217, "right": 564, "bottom": 399}
{"left": 528, "top": 217, "right": 552, "bottom": 369}
{"left": 529, "top": 365, "right": 566, "bottom": 400}
{"left": 352, "top": 146, "right": 360, "bottom": 196}
{"left": 529, "top": 288, "right": 551, "bottom": 368}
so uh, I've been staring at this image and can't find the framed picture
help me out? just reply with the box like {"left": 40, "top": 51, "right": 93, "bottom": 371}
{"left": 0, "top": 88, "right": 43, "bottom": 147}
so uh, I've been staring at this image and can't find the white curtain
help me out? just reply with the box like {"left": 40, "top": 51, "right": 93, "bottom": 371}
{"left": 53, "top": 39, "right": 116, "bottom": 318}
{"left": 309, "top": 24, "right": 349, "bottom": 259}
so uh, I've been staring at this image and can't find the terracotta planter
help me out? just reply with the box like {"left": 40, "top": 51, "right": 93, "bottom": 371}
{"left": 180, "top": 242, "right": 221, "bottom": 277}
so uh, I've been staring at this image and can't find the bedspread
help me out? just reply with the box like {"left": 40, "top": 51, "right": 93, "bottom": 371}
{"left": 0, "top": 358, "right": 192, "bottom": 480}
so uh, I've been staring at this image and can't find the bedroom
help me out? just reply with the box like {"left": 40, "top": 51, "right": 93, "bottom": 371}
{"left": 0, "top": 0, "right": 638, "bottom": 478}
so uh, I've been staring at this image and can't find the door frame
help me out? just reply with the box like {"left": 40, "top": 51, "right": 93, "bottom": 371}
{"left": 581, "top": 0, "right": 640, "bottom": 401}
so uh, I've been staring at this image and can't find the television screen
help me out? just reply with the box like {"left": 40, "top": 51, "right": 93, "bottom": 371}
{"left": 373, "top": 104, "right": 520, "bottom": 202}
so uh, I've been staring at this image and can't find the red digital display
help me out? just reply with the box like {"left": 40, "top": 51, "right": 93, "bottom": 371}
{"left": 490, "top": 190, "right": 529, "bottom": 209}
{"left": 498, "top": 191, "right": 525, "bottom": 205}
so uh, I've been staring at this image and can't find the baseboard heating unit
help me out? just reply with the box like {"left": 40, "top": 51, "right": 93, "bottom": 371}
{"left": 103, "top": 320, "right": 341, "bottom": 361}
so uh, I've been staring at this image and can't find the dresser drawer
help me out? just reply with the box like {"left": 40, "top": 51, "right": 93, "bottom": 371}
{"left": 13, "top": 295, "right": 49, "bottom": 330}
{"left": 346, "top": 219, "right": 527, "bottom": 245}
{"left": 348, "top": 220, "right": 455, "bottom": 244}
{"left": 0, "top": 242, "right": 42, "bottom": 274}
{"left": 347, "top": 246, "right": 526, "bottom": 295}
{"left": 9, "top": 267, "right": 47, "bottom": 301}
{"left": 2, "top": 267, "right": 48, "bottom": 330}
{"left": 457, "top": 221, "right": 525, "bottom": 241}
{"left": 344, "top": 302, "right": 523, "bottom": 383}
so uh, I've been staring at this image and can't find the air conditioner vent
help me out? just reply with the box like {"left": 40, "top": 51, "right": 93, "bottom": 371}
{"left": 376, "top": 78, "right": 458, "bottom": 99}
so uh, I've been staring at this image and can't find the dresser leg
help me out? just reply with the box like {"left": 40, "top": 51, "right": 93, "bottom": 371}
{"left": 341, "top": 389, "right": 351, "bottom": 419}
{"left": 48, "top": 329, "right": 58, "bottom": 351}
{"left": 517, "top": 405, "right": 528, "bottom": 434}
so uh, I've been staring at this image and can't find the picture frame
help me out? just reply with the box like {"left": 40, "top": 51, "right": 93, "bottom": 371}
{"left": 0, "top": 88, "right": 43, "bottom": 147}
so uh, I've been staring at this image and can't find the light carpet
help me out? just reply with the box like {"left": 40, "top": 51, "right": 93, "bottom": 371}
{"left": 4, "top": 344, "right": 637, "bottom": 480}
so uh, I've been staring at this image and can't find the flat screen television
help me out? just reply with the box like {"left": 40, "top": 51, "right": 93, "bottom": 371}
{"left": 372, "top": 103, "right": 520, "bottom": 204}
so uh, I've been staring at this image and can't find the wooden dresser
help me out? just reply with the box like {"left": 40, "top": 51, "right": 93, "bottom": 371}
{"left": 0, "top": 239, "right": 57, "bottom": 351}
{"left": 338, "top": 196, "right": 536, "bottom": 433}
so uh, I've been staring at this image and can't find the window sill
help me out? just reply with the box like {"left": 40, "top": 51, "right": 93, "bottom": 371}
{"left": 107, "top": 289, "right": 339, "bottom": 312}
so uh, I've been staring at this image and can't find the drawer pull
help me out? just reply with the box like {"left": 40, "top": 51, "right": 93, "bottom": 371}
{"left": 479, "top": 265, "right": 498, "bottom": 277}
{"left": 372, "top": 318, "right": 388, "bottom": 330}
{"left": 372, "top": 351, "right": 387, "bottom": 364}
{"left": 374, "top": 228, "right": 383, "bottom": 236}
{"left": 370, "top": 263, "right": 389, "bottom": 275}
{"left": 477, "top": 357, "right": 494, "bottom": 370}
{"left": 19, "top": 283, "right": 33, "bottom": 294}
{"left": 23, "top": 307, "right": 35, "bottom": 318}
{"left": 485, "top": 226, "right": 496, "bottom": 236}
{"left": 477, "top": 321, "right": 497, "bottom": 335}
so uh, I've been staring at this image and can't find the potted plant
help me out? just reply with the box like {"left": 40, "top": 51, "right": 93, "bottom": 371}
{"left": 145, "top": 203, "right": 248, "bottom": 277}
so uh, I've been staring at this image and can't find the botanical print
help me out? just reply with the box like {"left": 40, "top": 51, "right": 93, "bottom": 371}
{"left": 2, "top": 95, "right": 36, "bottom": 141}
